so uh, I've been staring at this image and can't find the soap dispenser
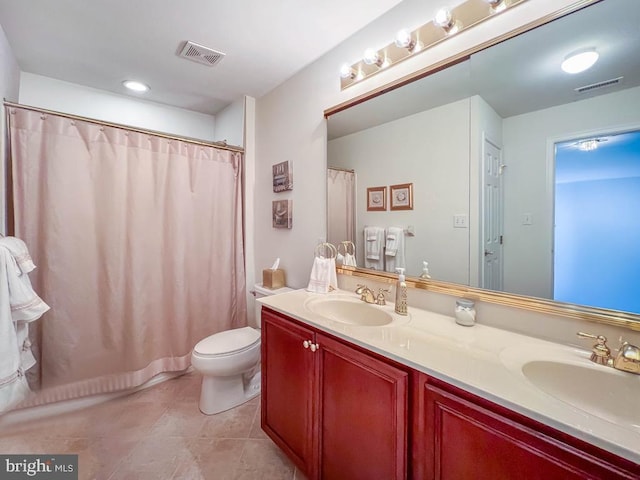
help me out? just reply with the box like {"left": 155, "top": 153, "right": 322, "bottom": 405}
{"left": 395, "top": 268, "right": 408, "bottom": 315}
{"left": 419, "top": 261, "right": 431, "bottom": 279}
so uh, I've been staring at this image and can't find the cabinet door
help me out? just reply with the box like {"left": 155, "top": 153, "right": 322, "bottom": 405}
{"left": 261, "top": 309, "right": 318, "bottom": 476}
{"left": 318, "top": 334, "right": 408, "bottom": 480}
{"left": 416, "top": 374, "right": 639, "bottom": 480}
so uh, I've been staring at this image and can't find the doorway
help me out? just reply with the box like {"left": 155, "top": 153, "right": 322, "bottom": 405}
{"left": 554, "top": 129, "right": 640, "bottom": 312}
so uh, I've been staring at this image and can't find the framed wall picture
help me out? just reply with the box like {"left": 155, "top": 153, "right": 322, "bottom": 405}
{"left": 272, "top": 199, "right": 293, "bottom": 228}
{"left": 390, "top": 183, "right": 413, "bottom": 210}
{"left": 272, "top": 161, "right": 293, "bottom": 192}
{"left": 367, "top": 186, "right": 387, "bottom": 211}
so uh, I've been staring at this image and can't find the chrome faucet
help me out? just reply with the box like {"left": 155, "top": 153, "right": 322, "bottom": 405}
{"left": 577, "top": 332, "right": 640, "bottom": 374}
{"left": 355, "top": 284, "right": 376, "bottom": 304}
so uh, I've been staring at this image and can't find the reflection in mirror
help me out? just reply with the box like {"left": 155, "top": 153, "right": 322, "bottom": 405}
{"left": 327, "top": 0, "right": 640, "bottom": 316}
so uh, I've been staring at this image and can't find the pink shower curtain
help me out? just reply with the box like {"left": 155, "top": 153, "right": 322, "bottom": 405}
{"left": 327, "top": 168, "right": 356, "bottom": 246}
{"left": 7, "top": 106, "right": 246, "bottom": 405}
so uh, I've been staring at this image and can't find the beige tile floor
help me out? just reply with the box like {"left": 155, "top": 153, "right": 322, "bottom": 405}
{"left": 0, "top": 372, "right": 307, "bottom": 480}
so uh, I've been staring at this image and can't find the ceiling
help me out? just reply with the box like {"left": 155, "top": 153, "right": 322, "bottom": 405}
{"left": 328, "top": 0, "right": 640, "bottom": 139}
{"left": 0, "top": 0, "right": 403, "bottom": 115}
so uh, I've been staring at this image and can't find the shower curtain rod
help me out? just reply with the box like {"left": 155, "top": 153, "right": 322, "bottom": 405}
{"left": 328, "top": 166, "right": 355, "bottom": 173}
{"left": 3, "top": 100, "right": 245, "bottom": 153}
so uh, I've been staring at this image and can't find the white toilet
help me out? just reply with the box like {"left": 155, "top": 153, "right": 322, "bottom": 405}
{"left": 191, "top": 284, "right": 292, "bottom": 415}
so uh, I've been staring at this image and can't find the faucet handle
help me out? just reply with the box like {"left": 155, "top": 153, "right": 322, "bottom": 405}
{"left": 376, "top": 288, "right": 391, "bottom": 306}
{"left": 577, "top": 332, "right": 611, "bottom": 365}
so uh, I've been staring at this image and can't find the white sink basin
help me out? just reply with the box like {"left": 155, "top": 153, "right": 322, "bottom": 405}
{"left": 304, "top": 296, "right": 397, "bottom": 326}
{"left": 501, "top": 344, "right": 640, "bottom": 431}
{"left": 522, "top": 360, "right": 640, "bottom": 429}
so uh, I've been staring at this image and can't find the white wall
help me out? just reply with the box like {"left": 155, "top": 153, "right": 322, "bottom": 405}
{"left": 328, "top": 99, "right": 471, "bottom": 284}
{"left": 502, "top": 85, "right": 640, "bottom": 298}
{"left": 254, "top": 0, "right": 583, "bottom": 290}
{"left": 19, "top": 73, "right": 217, "bottom": 141}
{"left": 214, "top": 97, "right": 245, "bottom": 147}
{"left": 0, "top": 24, "right": 21, "bottom": 234}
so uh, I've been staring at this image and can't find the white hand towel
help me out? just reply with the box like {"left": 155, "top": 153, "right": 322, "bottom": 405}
{"left": 385, "top": 227, "right": 406, "bottom": 273}
{"left": 343, "top": 252, "right": 357, "bottom": 267}
{"left": 306, "top": 257, "right": 338, "bottom": 294}
{"left": 364, "top": 226, "right": 385, "bottom": 269}
{"left": 385, "top": 233, "right": 398, "bottom": 257}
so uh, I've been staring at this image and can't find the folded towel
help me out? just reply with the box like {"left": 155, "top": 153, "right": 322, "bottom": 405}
{"left": 385, "top": 227, "right": 406, "bottom": 273}
{"left": 0, "top": 237, "right": 36, "bottom": 275}
{"left": 364, "top": 226, "right": 384, "bottom": 269}
{"left": 306, "top": 256, "right": 338, "bottom": 294}
{"left": 385, "top": 233, "right": 398, "bottom": 257}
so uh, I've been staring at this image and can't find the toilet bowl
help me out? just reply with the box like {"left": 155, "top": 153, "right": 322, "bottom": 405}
{"left": 191, "top": 284, "right": 293, "bottom": 415}
{"left": 191, "top": 326, "right": 262, "bottom": 415}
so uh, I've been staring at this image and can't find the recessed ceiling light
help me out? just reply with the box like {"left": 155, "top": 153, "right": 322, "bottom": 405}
{"left": 561, "top": 48, "right": 599, "bottom": 74}
{"left": 122, "top": 80, "right": 150, "bottom": 92}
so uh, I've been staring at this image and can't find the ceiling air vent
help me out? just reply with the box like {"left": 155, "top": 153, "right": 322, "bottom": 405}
{"left": 178, "top": 41, "right": 225, "bottom": 67}
{"left": 575, "top": 76, "right": 623, "bottom": 94}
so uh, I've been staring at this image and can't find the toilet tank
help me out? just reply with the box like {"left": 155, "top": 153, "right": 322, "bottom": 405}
{"left": 252, "top": 284, "right": 293, "bottom": 328}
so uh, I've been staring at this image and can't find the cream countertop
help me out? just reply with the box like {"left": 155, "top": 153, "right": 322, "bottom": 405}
{"left": 258, "top": 288, "right": 640, "bottom": 465}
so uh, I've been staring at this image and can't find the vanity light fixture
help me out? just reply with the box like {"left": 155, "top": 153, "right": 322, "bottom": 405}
{"left": 122, "top": 80, "right": 150, "bottom": 92}
{"left": 561, "top": 48, "right": 599, "bottom": 74}
{"left": 339, "top": 0, "right": 528, "bottom": 90}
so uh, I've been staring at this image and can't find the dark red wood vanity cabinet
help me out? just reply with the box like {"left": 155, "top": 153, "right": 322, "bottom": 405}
{"left": 261, "top": 308, "right": 317, "bottom": 475}
{"left": 262, "top": 307, "right": 639, "bottom": 480}
{"left": 412, "top": 374, "right": 640, "bottom": 480}
{"left": 261, "top": 307, "right": 409, "bottom": 480}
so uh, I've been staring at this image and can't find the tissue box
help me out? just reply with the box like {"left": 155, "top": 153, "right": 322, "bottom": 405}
{"left": 263, "top": 269, "right": 286, "bottom": 289}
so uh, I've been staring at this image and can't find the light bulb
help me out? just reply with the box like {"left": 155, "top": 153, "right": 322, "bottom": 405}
{"left": 561, "top": 48, "right": 599, "bottom": 74}
{"left": 434, "top": 7, "right": 459, "bottom": 34}
{"left": 363, "top": 48, "right": 381, "bottom": 66}
{"left": 340, "top": 64, "right": 355, "bottom": 79}
{"left": 395, "top": 29, "right": 412, "bottom": 49}
{"left": 577, "top": 139, "right": 598, "bottom": 151}
{"left": 434, "top": 7, "right": 453, "bottom": 29}
{"left": 483, "top": 0, "right": 507, "bottom": 11}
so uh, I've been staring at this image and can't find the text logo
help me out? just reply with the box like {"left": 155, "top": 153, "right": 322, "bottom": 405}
{"left": 1, "top": 455, "right": 78, "bottom": 479}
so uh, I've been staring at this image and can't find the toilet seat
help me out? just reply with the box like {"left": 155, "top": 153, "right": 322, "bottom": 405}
{"left": 193, "top": 326, "right": 260, "bottom": 358}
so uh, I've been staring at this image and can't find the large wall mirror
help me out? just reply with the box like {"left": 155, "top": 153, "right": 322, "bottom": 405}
{"left": 326, "top": 0, "right": 640, "bottom": 327}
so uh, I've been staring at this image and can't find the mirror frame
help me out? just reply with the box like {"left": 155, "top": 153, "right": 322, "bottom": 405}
{"left": 326, "top": 0, "right": 640, "bottom": 332}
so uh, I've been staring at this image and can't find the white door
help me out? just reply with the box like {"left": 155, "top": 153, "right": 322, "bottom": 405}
{"left": 482, "top": 138, "right": 504, "bottom": 291}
